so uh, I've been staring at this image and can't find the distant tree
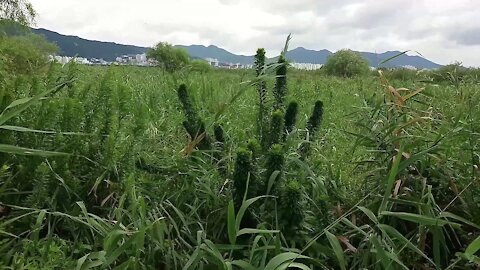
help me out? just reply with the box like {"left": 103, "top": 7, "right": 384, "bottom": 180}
{"left": 0, "top": 0, "right": 36, "bottom": 26}
{"left": 189, "top": 59, "right": 213, "bottom": 73}
{"left": 147, "top": 42, "right": 190, "bottom": 72}
{"left": 0, "top": 33, "right": 58, "bottom": 74}
{"left": 324, "top": 49, "right": 370, "bottom": 78}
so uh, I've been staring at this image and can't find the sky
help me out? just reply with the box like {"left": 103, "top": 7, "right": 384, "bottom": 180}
{"left": 29, "top": 0, "right": 480, "bottom": 66}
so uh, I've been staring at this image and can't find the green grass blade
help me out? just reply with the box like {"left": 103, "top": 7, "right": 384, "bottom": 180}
{"left": 227, "top": 200, "right": 236, "bottom": 245}
{"left": 325, "top": 230, "right": 346, "bottom": 270}
{"left": 0, "top": 80, "right": 71, "bottom": 125}
{"left": 264, "top": 252, "right": 310, "bottom": 270}
{"left": 381, "top": 211, "right": 460, "bottom": 227}
{"left": 0, "top": 144, "right": 69, "bottom": 156}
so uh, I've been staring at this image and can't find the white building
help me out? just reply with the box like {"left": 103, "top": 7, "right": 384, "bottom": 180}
{"left": 290, "top": 63, "right": 323, "bottom": 70}
{"left": 136, "top": 53, "right": 147, "bottom": 63}
{"left": 205, "top": 57, "right": 219, "bottom": 67}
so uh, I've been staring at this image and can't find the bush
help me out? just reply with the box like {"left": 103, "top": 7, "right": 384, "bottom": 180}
{"left": 0, "top": 33, "right": 57, "bottom": 75}
{"left": 147, "top": 42, "right": 190, "bottom": 72}
{"left": 431, "top": 61, "right": 469, "bottom": 85}
{"left": 324, "top": 49, "right": 370, "bottom": 77}
{"left": 189, "top": 59, "right": 213, "bottom": 73}
{"left": 383, "top": 68, "right": 418, "bottom": 81}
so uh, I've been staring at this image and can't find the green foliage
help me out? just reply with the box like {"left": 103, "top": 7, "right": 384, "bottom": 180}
{"left": 232, "top": 148, "right": 257, "bottom": 210}
{"left": 284, "top": 101, "right": 298, "bottom": 134}
{"left": 306, "top": 100, "right": 323, "bottom": 134}
{"left": 0, "top": 1, "right": 36, "bottom": 26}
{"left": 213, "top": 123, "right": 225, "bottom": 144}
{"left": 254, "top": 48, "right": 268, "bottom": 139}
{"left": 267, "top": 110, "right": 284, "bottom": 148}
{"left": 431, "top": 61, "right": 469, "bottom": 85}
{"left": 279, "top": 179, "right": 304, "bottom": 235}
{"left": 177, "top": 83, "right": 210, "bottom": 150}
{"left": 299, "top": 100, "right": 323, "bottom": 158}
{"left": 382, "top": 67, "right": 419, "bottom": 81}
{"left": 189, "top": 59, "right": 213, "bottom": 73}
{"left": 324, "top": 49, "right": 370, "bottom": 77}
{"left": 147, "top": 41, "right": 190, "bottom": 72}
{"left": 1, "top": 39, "right": 478, "bottom": 270}
{"left": 246, "top": 138, "right": 261, "bottom": 160}
{"left": 0, "top": 33, "right": 57, "bottom": 75}
{"left": 264, "top": 144, "right": 285, "bottom": 194}
{"left": 273, "top": 55, "right": 287, "bottom": 109}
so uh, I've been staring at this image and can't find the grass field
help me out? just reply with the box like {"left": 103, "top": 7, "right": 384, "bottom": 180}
{"left": 1, "top": 62, "right": 479, "bottom": 269}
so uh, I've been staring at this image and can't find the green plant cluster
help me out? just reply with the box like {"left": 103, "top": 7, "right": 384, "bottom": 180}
{"left": 1, "top": 31, "right": 479, "bottom": 269}
{"left": 175, "top": 47, "right": 329, "bottom": 244}
{"left": 324, "top": 49, "right": 370, "bottom": 78}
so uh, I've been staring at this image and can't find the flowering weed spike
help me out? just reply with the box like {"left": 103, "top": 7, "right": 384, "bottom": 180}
{"left": 279, "top": 179, "right": 304, "bottom": 236}
{"left": 274, "top": 55, "right": 287, "bottom": 110}
{"left": 265, "top": 144, "right": 285, "bottom": 194}
{"left": 255, "top": 48, "right": 269, "bottom": 141}
{"left": 177, "top": 84, "right": 210, "bottom": 150}
{"left": 306, "top": 100, "right": 324, "bottom": 134}
{"left": 232, "top": 148, "right": 255, "bottom": 209}
{"left": 266, "top": 110, "right": 285, "bottom": 149}
{"left": 300, "top": 100, "right": 324, "bottom": 158}
{"left": 284, "top": 101, "right": 298, "bottom": 136}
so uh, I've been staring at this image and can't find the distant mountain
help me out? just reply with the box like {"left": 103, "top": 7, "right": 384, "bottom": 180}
{"left": 175, "top": 45, "right": 254, "bottom": 65}
{"left": 31, "top": 28, "right": 148, "bottom": 61}
{"left": 30, "top": 28, "right": 441, "bottom": 69}
{"left": 174, "top": 45, "right": 441, "bottom": 69}
{"left": 284, "top": 47, "right": 332, "bottom": 64}
{"left": 358, "top": 51, "right": 441, "bottom": 69}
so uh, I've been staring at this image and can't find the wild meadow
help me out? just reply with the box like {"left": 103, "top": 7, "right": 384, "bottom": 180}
{"left": 1, "top": 43, "right": 480, "bottom": 269}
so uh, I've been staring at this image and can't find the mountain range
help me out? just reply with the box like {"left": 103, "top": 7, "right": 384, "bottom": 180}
{"left": 31, "top": 28, "right": 441, "bottom": 69}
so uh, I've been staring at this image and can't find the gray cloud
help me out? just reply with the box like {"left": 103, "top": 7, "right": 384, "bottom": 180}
{"left": 448, "top": 27, "right": 480, "bottom": 45}
{"left": 29, "top": 0, "right": 480, "bottom": 66}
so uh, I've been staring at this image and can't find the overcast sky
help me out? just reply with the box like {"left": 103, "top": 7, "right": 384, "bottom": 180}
{"left": 30, "top": 0, "right": 480, "bottom": 66}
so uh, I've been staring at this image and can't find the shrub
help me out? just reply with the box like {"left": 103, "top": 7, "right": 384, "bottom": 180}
{"left": 324, "top": 49, "right": 370, "bottom": 77}
{"left": 0, "top": 33, "right": 57, "bottom": 75}
{"left": 189, "top": 59, "right": 213, "bottom": 73}
{"left": 147, "top": 42, "right": 190, "bottom": 72}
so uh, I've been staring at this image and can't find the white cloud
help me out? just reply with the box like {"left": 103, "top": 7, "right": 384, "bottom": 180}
{"left": 30, "top": 0, "right": 480, "bottom": 66}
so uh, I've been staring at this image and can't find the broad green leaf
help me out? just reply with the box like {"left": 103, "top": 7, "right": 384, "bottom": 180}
{"left": 236, "top": 196, "right": 269, "bottom": 232}
{"left": 0, "top": 80, "right": 71, "bottom": 125}
{"left": 31, "top": 210, "right": 46, "bottom": 242}
{"left": 379, "top": 144, "right": 403, "bottom": 213}
{"left": 377, "top": 224, "right": 435, "bottom": 265}
{"left": 183, "top": 247, "right": 201, "bottom": 270}
{"left": 370, "top": 235, "right": 391, "bottom": 269}
{"left": 325, "top": 230, "right": 346, "bottom": 270}
{"left": 277, "top": 262, "right": 311, "bottom": 270}
{"left": 203, "top": 239, "right": 225, "bottom": 264}
{"left": 103, "top": 230, "right": 144, "bottom": 267}
{"left": 440, "top": 212, "right": 480, "bottom": 230}
{"left": 237, "top": 228, "right": 279, "bottom": 237}
{"left": 264, "top": 252, "right": 310, "bottom": 270}
{"left": 357, "top": 206, "right": 378, "bottom": 224}
{"left": 0, "top": 125, "right": 89, "bottom": 135}
{"left": 465, "top": 236, "right": 480, "bottom": 257}
{"left": 0, "top": 144, "right": 69, "bottom": 156}
{"left": 381, "top": 211, "right": 460, "bottom": 227}
{"left": 227, "top": 200, "right": 236, "bottom": 245}
{"left": 229, "top": 260, "right": 256, "bottom": 270}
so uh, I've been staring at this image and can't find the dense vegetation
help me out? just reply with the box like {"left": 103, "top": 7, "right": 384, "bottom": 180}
{"left": 324, "top": 49, "right": 371, "bottom": 78}
{"left": 1, "top": 13, "right": 480, "bottom": 270}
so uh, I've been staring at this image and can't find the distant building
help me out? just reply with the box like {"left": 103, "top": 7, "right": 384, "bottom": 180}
{"left": 136, "top": 53, "right": 147, "bottom": 63}
{"left": 290, "top": 63, "right": 323, "bottom": 70}
{"left": 205, "top": 57, "right": 219, "bottom": 67}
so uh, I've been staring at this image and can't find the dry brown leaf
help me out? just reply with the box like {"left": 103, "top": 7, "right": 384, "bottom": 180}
{"left": 393, "top": 180, "right": 402, "bottom": 197}
{"left": 337, "top": 235, "right": 358, "bottom": 253}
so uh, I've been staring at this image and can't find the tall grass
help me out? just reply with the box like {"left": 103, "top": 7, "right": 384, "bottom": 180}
{"left": 0, "top": 54, "right": 478, "bottom": 269}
